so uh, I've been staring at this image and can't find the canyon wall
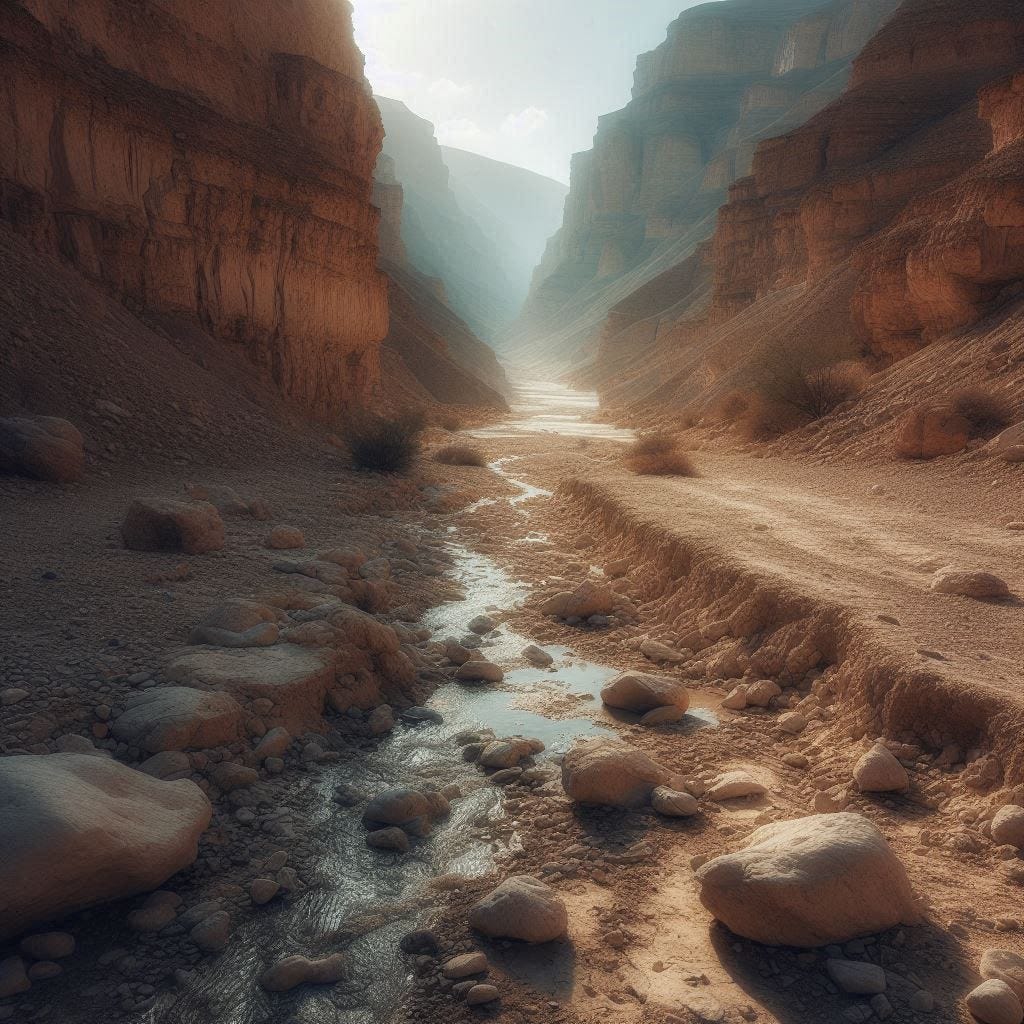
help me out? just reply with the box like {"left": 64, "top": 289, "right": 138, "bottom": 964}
{"left": 0, "top": 0, "right": 388, "bottom": 413}
{"left": 587, "top": 0, "right": 1024, "bottom": 437}
{"left": 508, "top": 0, "right": 900, "bottom": 369}
{"left": 440, "top": 146, "right": 569, "bottom": 326}
{"left": 375, "top": 96, "right": 517, "bottom": 343}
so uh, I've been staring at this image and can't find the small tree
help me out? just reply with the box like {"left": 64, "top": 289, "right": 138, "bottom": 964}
{"left": 345, "top": 410, "right": 425, "bottom": 473}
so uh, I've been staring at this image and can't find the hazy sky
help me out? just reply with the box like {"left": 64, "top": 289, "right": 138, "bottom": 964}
{"left": 353, "top": 1, "right": 702, "bottom": 184}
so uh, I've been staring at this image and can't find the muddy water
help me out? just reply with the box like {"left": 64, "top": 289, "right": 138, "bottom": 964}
{"left": 160, "top": 383, "right": 667, "bottom": 1024}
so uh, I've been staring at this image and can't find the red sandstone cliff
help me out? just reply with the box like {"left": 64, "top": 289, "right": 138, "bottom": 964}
{"left": 0, "top": 0, "right": 388, "bottom": 413}
{"left": 588, "top": 0, "right": 1024, "bottom": 448}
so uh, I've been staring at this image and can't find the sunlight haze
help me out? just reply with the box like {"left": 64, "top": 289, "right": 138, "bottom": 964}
{"left": 353, "top": 0, "right": 702, "bottom": 182}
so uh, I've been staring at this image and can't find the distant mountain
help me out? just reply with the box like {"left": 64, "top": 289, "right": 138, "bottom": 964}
{"left": 440, "top": 146, "right": 568, "bottom": 323}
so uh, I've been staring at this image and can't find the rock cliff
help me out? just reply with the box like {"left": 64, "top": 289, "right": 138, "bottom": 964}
{"left": 509, "top": 0, "right": 900, "bottom": 369}
{"left": 376, "top": 96, "right": 517, "bottom": 342}
{"left": 0, "top": 0, "right": 388, "bottom": 413}
{"left": 586, "top": 0, "right": 1024, "bottom": 457}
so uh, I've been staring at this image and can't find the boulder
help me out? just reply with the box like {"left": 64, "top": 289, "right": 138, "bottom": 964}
{"left": 522, "top": 645, "right": 554, "bottom": 667}
{"left": 466, "top": 984, "right": 500, "bottom": 1006}
{"left": 707, "top": 770, "right": 767, "bottom": 801}
{"left": 121, "top": 499, "right": 225, "bottom": 554}
{"left": 895, "top": 405, "right": 970, "bottom": 459}
{"left": 991, "top": 806, "right": 1024, "bottom": 850}
{"left": 745, "top": 679, "right": 782, "bottom": 707}
{"left": 254, "top": 727, "right": 292, "bottom": 760}
{"left": 468, "top": 614, "right": 497, "bottom": 635}
{"left": 0, "top": 754, "right": 210, "bottom": 940}
{"left": 366, "top": 827, "right": 410, "bottom": 852}
{"left": 853, "top": 744, "right": 909, "bottom": 793}
{"left": 990, "top": 422, "right": 1024, "bottom": 463}
{"left": 469, "top": 876, "right": 567, "bottom": 943}
{"left": 189, "top": 599, "right": 280, "bottom": 648}
{"left": 111, "top": 687, "right": 245, "bottom": 754}
{"left": 695, "top": 812, "right": 918, "bottom": 947}
{"left": 561, "top": 738, "right": 668, "bottom": 808}
{"left": 260, "top": 953, "right": 345, "bottom": 993}
{"left": 931, "top": 568, "right": 1010, "bottom": 600}
{"left": 640, "top": 639, "right": 686, "bottom": 664}
{"left": 478, "top": 737, "right": 544, "bottom": 770}
{"left": 442, "top": 952, "right": 489, "bottom": 979}
{"left": 640, "top": 705, "right": 685, "bottom": 726}
{"left": 966, "top": 980, "right": 1023, "bottom": 1024}
{"left": 651, "top": 786, "right": 700, "bottom": 817}
{"left": 600, "top": 671, "right": 690, "bottom": 714}
{"left": 0, "top": 416, "right": 84, "bottom": 483}
{"left": 19, "top": 932, "right": 75, "bottom": 960}
{"left": 362, "top": 788, "right": 433, "bottom": 830}
{"left": 982, "top": 950, "right": 1024, "bottom": 1002}
{"left": 540, "top": 581, "right": 614, "bottom": 619}
{"left": 721, "top": 685, "right": 748, "bottom": 710}
{"left": 456, "top": 660, "right": 504, "bottom": 684}
{"left": 164, "top": 645, "right": 335, "bottom": 735}
{"left": 266, "top": 526, "right": 305, "bottom": 550}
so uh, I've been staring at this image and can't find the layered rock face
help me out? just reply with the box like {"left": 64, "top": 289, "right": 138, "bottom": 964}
{"left": 509, "top": 0, "right": 899, "bottom": 368}
{"left": 711, "top": 0, "right": 1024, "bottom": 359}
{"left": 586, "top": 0, "right": 1024, "bottom": 428}
{"left": 0, "top": 0, "right": 388, "bottom": 412}
{"left": 376, "top": 96, "right": 517, "bottom": 342}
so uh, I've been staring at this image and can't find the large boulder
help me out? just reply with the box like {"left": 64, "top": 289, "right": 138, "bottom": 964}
{"left": 992, "top": 806, "right": 1024, "bottom": 850}
{"left": 121, "top": 499, "right": 225, "bottom": 554}
{"left": 982, "top": 950, "right": 1024, "bottom": 1002}
{"left": 0, "top": 754, "right": 210, "bottom": 940}
{"left": 0, "top": 416, "right": 84, "bottom": 483}
{"left": 111, "top": 687, "right": 246, "bottom": 753}
{"left": 895, "top": 404, "right": 969, "bottom": 459}
{"left": 469, "top": 876, "right": 568, "bottom": 943}
{"left": 966, "top": 980, "right": 1024, "bottom": 1024}
{"left": 600, "top": 671, "right": 690, "bottom": 714}
{"left": 561, "top": 738, "right": 669, "bottom": 808}
{"left": 695, "top": 813, "right": 918, "bottom": 947}
{"left": 164, "top": 645, "right": 335, "bottom": 734}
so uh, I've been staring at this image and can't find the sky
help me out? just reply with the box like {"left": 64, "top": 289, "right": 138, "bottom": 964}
{"left": 352, "top": 0, "right": 702, "bottom": 184}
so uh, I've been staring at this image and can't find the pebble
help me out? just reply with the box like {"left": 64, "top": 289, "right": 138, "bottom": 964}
{"left": 19, "top": 932, "right": 75, "bottom": 960}
{"left": 250, "top": 878, "right": 281, "bottom": 906}
{"left": 442, "top": 953, "right": 488, "bottom": 979}
{"left": 466, "top": 984, "right": 500, "bottom": 1005}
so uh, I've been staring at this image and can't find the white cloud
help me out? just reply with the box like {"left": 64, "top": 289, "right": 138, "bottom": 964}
{"left": 500, "top": 106, "right": 550, "bottom": 138}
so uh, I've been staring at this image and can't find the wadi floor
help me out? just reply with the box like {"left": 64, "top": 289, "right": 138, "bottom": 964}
{"left": 2, "top": 382, "right": 1023, "bottom": 1024}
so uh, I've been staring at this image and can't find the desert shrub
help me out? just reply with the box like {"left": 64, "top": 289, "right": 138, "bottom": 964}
{"left": 950, "top": 387, "right": 1013, "bottom": 438}
{"left": 624, "top": 431, "right": 697, "bottom": 477}
{"left": 345, "top": 410, "right": 425, "bottom": 473}
{"left": 434, "top": 444, "right": 488, "bottom": 467}
{"left": 757, "top": 342, "right": 869, "bottom": 421}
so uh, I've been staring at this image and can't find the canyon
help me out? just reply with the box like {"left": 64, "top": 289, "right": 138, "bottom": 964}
{"left": 2, "top": 2, "right": 1024, "bottom": 1024}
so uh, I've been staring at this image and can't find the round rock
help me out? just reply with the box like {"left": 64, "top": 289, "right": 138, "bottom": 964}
{"left": 469, "top": 875, "right": 568, "bottom": 943}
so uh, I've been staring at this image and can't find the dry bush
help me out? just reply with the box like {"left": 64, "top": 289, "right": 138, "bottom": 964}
{"left": 950, "top": 387, "right": 1013, "bottom": 438}
{"left": 434, "top": 444, "right": 488, "bottom": 467}
{"left": 757, "top": 341, "right": 869, "bottom": 421}
{"left": 624, "top": 431, "right": 697, "bottom": 477}
{"left": 345, "top": 410, "right": 425, "bottom": 473}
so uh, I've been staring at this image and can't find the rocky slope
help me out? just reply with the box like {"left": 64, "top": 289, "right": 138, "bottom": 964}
{"left": 507, "top": 0, "right": 901, "bottom": 369}
{"left": 0, "top": 0, "right": 389, "bottom": 414}
{"left": 440, "top": 146, "right": 569, "bottom": 325}
{"left": 587, "top": 0, "right": 1024, "bottom": 448}
{"left": 376, "top": 96, "right": 518, "bottom": 342}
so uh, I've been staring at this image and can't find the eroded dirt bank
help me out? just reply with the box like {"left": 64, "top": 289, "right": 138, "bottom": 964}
{"left": 2, "top": 382, "right": 1023, "bottom": 1024}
